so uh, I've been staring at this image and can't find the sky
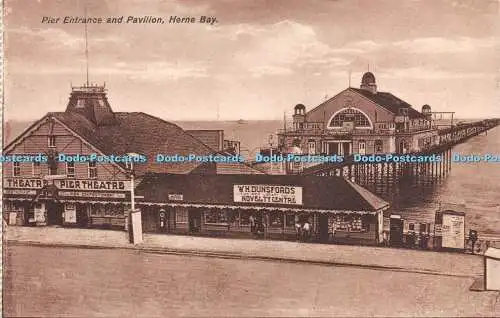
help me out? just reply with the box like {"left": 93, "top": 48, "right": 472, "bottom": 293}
{"left": 4, "top": 0, "right": 500, "bottom": 121}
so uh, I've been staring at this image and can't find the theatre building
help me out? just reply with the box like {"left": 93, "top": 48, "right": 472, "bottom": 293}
{"left": 136, "top": 174, "right": 389, "bottom": 245}
{"left": 278, "top": 72, "right": 439, "bottom": 159}
{"left": 3, "top": 84, "right": 262, "bottom": 228}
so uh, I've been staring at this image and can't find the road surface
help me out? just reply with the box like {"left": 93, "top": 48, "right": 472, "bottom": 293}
{"left": 4, "top": 245, "right": 499, "bottom": 317}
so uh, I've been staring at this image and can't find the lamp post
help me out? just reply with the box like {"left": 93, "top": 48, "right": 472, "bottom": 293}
{"left": 126, "top": 153, "right": 141, "bottom": 210}
{"left": 130, "top": 161, "right": 136, "bottom": 211}
{"left": 126, "top": 153, "right": 141, "bottom": 243}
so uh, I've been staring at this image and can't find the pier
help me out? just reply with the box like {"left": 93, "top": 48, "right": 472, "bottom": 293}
{"left": 300, "top": 119, "right": 500, "bottom": 191}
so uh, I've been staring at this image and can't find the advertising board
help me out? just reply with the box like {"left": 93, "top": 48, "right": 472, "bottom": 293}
{"left": 441, "top": 213, "right": 465, "bottom": 249}
{"left": 233, "top": 184, "right": 303, "bottom": 205}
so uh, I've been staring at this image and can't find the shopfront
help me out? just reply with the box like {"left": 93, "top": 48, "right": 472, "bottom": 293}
{"left": 3, "top": 177, "right": 130, "bottom": 229}
{"left": 136, "top": 173, "right": 390, "bottom": 245}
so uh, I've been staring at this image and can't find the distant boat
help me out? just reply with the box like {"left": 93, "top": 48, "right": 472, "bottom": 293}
{"left": 237, "top": 119, "right": 247, "bottom": 124}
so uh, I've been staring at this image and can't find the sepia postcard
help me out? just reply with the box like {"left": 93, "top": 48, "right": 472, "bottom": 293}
{"left": 2, "top": 0, "right": 500, "bottom": 317}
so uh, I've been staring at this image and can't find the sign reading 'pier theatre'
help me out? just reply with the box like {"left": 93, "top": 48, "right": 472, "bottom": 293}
{"left": 233, "top": 184, "right": 303, "bottom": 205}
{"left": 4, "top": 178, "right": 131, "bottom": 191}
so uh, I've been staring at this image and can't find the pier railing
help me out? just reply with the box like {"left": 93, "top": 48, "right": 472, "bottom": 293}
{"left": 300, "top": 119, "right": 499, "bottom": 176}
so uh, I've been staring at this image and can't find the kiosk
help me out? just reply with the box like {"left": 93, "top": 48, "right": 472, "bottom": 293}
{"left": 484, "top": 247, "right": 500, "bottom": 291}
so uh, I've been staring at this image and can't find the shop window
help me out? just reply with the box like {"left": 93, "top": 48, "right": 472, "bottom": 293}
{"left": 269, "top": 212, "right": 283, "bottom": 228}
{"left": 334, "top": 214, "right": 365, "bottom": 232}
{"left": 106, "top": 204, "right": 123, "bottom": 216}
{"left": 66, "top": 162, "right": 75, "bottom": 178}
{"left": 176, "top": 208, "right": 188, "bottom": 223}
{"left": 351, "top": 216, "right": 362, "bottom": 231}
{"left": 205, "top": 210, "right": 228, "bottom": 224}
{"left": 4, "top": 201, "right": 25, "bottom": 213}
{"left": 229, "top": 210, "right": 239, "bottom": 227}
{"left": 4, "top": 201, "right": 12, "bottom": 211}
{"left": 238, "top": 210, "right": 252, "bottom": 226}
{"left": 88, "top": 161, "right": 97, "bottom": 179}
{"left": 65, "top": 203, "right": 76, "bottom": 210}
{"left": 48, "top": 136, "right": 56, "bottom": 148}
{"left": 90, "top": 204, "right": 123, "bottom": 217}
{"left": 90, "top": 204, "right": 105, "bottom": 216}
{"left": 13, "top": 162, "right": 21, "bottom": 176}
{"left": 285, "top": 214, "right": 295, "bottom": 227}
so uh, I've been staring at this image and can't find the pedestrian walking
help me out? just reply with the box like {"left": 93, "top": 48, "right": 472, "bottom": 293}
{"left": 302, "top": 221, "right": 311, "bottom": 242}
{"left": 295, "top": 221, "right": 302, "bottom": 241}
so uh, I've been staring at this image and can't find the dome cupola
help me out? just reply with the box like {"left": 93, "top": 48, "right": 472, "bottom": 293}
{"left": 360, "top": 72, "right": 377, "bottom": 94}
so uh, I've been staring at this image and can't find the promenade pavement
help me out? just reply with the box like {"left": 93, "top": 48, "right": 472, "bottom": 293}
{"left": 5, "top": 226, "right": 486, "bottom": 278}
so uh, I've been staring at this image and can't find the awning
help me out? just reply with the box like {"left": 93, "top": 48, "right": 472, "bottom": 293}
{"left": 136, "top": 201, "right": 379, "bottom": 214}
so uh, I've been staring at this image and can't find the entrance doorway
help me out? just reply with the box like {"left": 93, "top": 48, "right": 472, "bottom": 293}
{"left": 46, "top": 201, "right": 63, "bottom": 225}
{"left": 389, "top": 215, "right": 404, "bottom": 247}
{"left": 76, "top": 203, "right": 88, "bottom": 227}
{"left": 318, "top": 214, "right": 329, "bottom": 243}
{"left": 398, "top": 140, "right": 409, "bottom": 154}
{"left": 343, "top": 142, "right": 352, "bottom": 156}
{"left": 189, "top": 209, "right": 201, "bottom": 233}
{"left": 327, "top": 142, "right": 352, "bottom": 156}
{"left": 327, "top": 142, "right": 340, "bottom": 155}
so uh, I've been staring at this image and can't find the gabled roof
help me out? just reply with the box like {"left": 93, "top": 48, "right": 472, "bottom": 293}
{"left": 350, "top": 88, "right": 426, "bottom": 119}
{"left": 135, "top": 173, "right": 389, "bottom": 212}
{"left": 4, "top": 86, "right": 263, "bottom": 176}
{"left": 49, "top": 111, "right": 264, "bottom": 175}
{"left": 50, "top": 111, "right": 214, "bottom": 174}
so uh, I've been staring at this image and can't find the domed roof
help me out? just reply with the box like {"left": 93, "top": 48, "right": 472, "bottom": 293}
{"left": 294, "top": 103, "right": 306, "bottom": 110}
{"left": 422, "top": 104, "right": 431, "bottom": 110}
{"left": 361, "top": 72, "right": 376, "bottom": 85}
{"left": 287, "top": 146, "right": 303, "bottom": 155}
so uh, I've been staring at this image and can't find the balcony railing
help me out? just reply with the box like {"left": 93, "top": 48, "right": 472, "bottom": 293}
{"left": 278, "top": 124, "right": 438, "bottom": 136}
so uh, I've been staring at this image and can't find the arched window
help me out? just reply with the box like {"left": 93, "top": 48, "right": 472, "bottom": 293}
{"left": 328, "top": 108, "right": 372, "bottom": 129}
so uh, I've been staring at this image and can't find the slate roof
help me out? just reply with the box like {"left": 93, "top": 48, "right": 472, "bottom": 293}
{"left": 135, "top": 173, "right": 390, "bottom": 212}
{"left": 350, "top": 88, "right": 426, "bottom": 119}
{"left": 50, "top": 111, "right": 261, "bottom": 175}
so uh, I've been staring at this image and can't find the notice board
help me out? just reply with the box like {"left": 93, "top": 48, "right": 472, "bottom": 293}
{"left": 441, "top": 212, "right": 465, "bottom": 249}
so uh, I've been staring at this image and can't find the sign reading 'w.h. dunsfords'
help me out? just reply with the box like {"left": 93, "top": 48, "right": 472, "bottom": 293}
{"left": 233, "top": 184, "right": 303, "bottom": 205}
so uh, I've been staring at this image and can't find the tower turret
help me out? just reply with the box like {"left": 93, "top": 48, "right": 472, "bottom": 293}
{"left": 65, "top": 84, "right": 116, "bottom": 126}
{"left": 360, "top": 72, "right": 377, "bottom": 94}
{"left": 293, "top": 104, "right": 306, "bottom": 130}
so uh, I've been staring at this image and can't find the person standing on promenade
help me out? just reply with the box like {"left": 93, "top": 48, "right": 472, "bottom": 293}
{"left": 294, "top": 215, "right": 302, "bottom": 241}
{"left": 303, "top": 220, "right": 311, "bottom": 242}
{"left": 382, "top": 230, "right": 389, "bottom": 247}
{"left": 249, "top": 214, "right": 256, "bottom": 235}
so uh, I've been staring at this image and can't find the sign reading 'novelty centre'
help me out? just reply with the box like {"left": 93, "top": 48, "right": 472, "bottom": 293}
{"left": 233, "top": 184, "right": 303, "bottom": 205}
{"left": 4, "top": 178, "right": 130, "bottom": 192}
